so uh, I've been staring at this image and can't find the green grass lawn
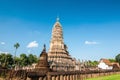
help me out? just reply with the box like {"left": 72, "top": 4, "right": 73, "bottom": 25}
{"left": 86, "top": 74, "right": 120, "bottom": 80}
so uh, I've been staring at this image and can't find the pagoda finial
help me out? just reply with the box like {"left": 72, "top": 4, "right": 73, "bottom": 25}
{"left": 43, "top": 44, "right": 46, "bottom": 52}
{"left": 56, "top": 16, "right": 59, "bottom": 22}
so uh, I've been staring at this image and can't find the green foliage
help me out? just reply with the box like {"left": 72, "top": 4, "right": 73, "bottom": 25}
{"left": 28, "top": 54, "right": 38, "bottom": 65}
{"left": 16, "top": 53, "right": 38, "bottom": 67}
{"left": 14, "top": 43, "right": 20, "bottom": 50}
{"left": 109, "top": 58, "right": 116, "bottom": 62}
{"left": 0, "top": 53, "right": 38, "bottom": 68}
{"left": 87, "top": 60, "right": 99, "bottom": 67}
{"left": 14, "top": 42, "right": 20, "bottom": 59}
{"left": 0, "top": 53, "right": 6, "bottom": 67}
{"left": 14, "top": 56, "right": 22, "bottom": 67}
{"left": 20, "top": 53, "right": 28, "bottom": 66}
{"left": 115, "top": 54, "right": 120, "bottom": 64}
{"left": 6, "top": 54, "right": 14, "bottom": 68}
{"left": 0, "top": 53, "right": 13, "bottom": 68}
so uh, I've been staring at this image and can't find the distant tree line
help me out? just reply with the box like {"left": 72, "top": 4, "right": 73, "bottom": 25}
{"left": 115, "top": 54, "right": 120, "bottom": 64}
{"left": 0, "top": 42, "right": 38, "bottom": 69}
{"left": 87, "top": 60, "right": 99, "bottom": 67}
{"left": 0, "top": 53, "right": 38, "bottom": 69}
{"left": 0, "top": 53, "right": 120, "bottom": 69}
{"left": 82, "top": 53, "right": 120, "bottom": 68}
{"left": 107, "top": 54, "right": 120, "bottom": 65}
{"left": 0, "top": 42, "right": 120, "bottom": 69}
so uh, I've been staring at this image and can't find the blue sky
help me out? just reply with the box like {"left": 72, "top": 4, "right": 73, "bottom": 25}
{"left": 0, "top": 0, "right": 120, "bottom": 60}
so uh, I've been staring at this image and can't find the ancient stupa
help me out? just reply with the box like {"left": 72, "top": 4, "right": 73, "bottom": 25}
{"left": 35, "top": 44, "right": 50, "bottom": 72}
{"left": 48, "top": 17, "right": 75, "bottom": 71}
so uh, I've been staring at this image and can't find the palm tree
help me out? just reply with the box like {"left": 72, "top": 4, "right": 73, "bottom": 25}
{"left": 14, "top": 43, "right": 20, "bottom": 67}
{"left": 14, "top": 43, "right": 20, "bottom": 58}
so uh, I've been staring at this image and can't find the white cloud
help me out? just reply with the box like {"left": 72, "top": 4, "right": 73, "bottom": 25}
{"left": 27, "top": 41, "right": 38, "bottom": 48}
{"left": 0, "top": 42, "right": 5, "bottom": 45}
{"left": 85, "top": 41, "right": 98, "bottom": 45}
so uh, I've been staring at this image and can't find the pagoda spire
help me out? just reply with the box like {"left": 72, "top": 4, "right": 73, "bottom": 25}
{"left": 42, "top": 44, "right": 46, "bottom": 52}
{"left": 56, "top": 16, "right": 60, "bottom": 22}
{"left": 48, "top": 18, "right": 74, "bottom": 71}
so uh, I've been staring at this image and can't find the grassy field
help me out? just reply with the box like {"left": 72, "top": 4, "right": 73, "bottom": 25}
{"left": 86, "top": 74, "right": 120, "bottom": 80}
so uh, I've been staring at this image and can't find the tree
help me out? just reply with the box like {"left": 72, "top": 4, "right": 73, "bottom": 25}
{"left": 14, "top": 43, "right": 20, "bottom": 58}
{"left": 20, "top": 53, "right": 28, "bottom": 66}
{"left": 6, "top": 54, "right": 14, "bottom": 68}
{"left": 28, "top": 54, "right": 38, "bottom": 65}
{"left": 14, "top": 43, "right": 20, "bottom": 67}
{"left": 0, "top": 53, "right": 13, "bottom": 68}
{"left": 0, "top": 52, "right": 38, "bottom": 68}
{"left": 0, "top": 53, "right": 6, "bottom": 67}
{"left": 109, "top": 59, "right": 116, "bottom": 63}
{"left": 88, "top": 60, "right": 98, "bottom": 67}
{"left": 115, "top": 54, "right": 120, "bottom": 64}
{"left": 14, "top": 56, "right": 21, "bottom": 67}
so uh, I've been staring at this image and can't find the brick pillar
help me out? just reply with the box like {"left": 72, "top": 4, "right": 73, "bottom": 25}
{"left": 72, "top": 75, "right": 75, "bottom": 80}
{"left": 39, "top": 77, "right": 43, "bottom": 80}
{"left": 47, "top": 72, "right": 51, "bottom": 80}
{"left": 56, "top": 75, "right": 60, "bottom": 80}
{"left": 63, "top": 75, "right": 66, "bottom": 80}
{"left": 75, "top": 74, "right": 77, "bottom": 80}
{"left": 65, "top": 75, "right": 67, "bottom": 80}
{"left": 80, "top": 74, "right": 83, "bottom": 80}
{"left": 43, "top": 76, "right": 47, "bottom": 80}
{"left": 70, "top": 75, "right": 73, "bottom": 80}
{"left": 26, "top": 77, "right": 31, "bottom": 80}
{"left": 76, "top": 74, "right": 79, "bottom": 80}
{"left": 67, "top": 75, "right": 70, "bottom": 80}
{"left": 52, "top": 76, "right": 56, "bottom": 80}
{"left": 60, "top": 75, "right": 63, "bottom": 80}
{"left": 77, "top": 74, "right": 80, "bottom": 80}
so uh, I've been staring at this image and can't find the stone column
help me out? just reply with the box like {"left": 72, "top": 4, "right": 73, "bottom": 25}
{"left": 75, "top": 74, "right": 77, "bottom": 80}
{"left": 77, "top": 74, "right": 80, "bottom": 80}
{"left": 73, "top": 75, "right": 75, "bottom": 80}
{"left": 60, "top": 75, "right": 63, "bottom": 80}
{"left": 26, "top": 77, "right": 31, "bottom": 80}
{"left": 52, "top": 76, "right": 55, "bottom": 80}
{"left": 62, "top": 75, "right": 64, "bottom": 80}
{"left": 56, "top": 75, "right": 60, "bottom": 80}
{"left": 63, "top": 75, "right": 67, "bottom": 80}
{"left": 43, "top": 76, "right": 47, "bottom": 80}
{"left": 79, "top": 74, "right": 82, "bottom": 80}
{"left": 67, "top": 75, "right": 70, "bottom": 80}
{"left": 39, "top": 77, "right": 43, "bottom": 80}
{"left": 70, "top": 75, "right": 73, "bottom": 80}
{"left": 47, "top": 73, "right": 51, "bottom": 80}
